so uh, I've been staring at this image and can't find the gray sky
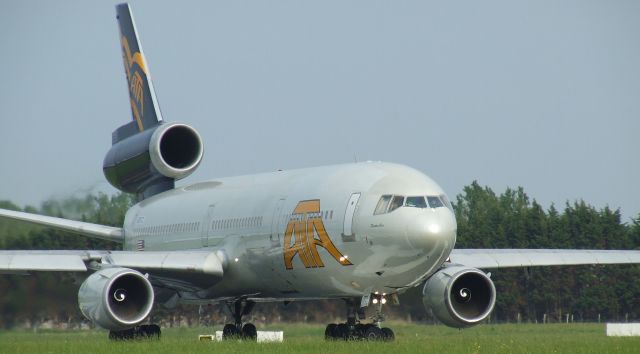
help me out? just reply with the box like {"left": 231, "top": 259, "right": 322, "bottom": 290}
{"left": 0, "top": 1, "right": 638, "bottom": 220}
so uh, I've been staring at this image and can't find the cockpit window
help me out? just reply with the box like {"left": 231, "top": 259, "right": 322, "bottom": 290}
{"left": 374, "top": 195, "right": 392, "bottom": 215}
{"left": 440, "top": 194, "right": 453, "bottom": 211}
{"left": 374, "top": 194, "right": 452, "bottom": 214}
{"left": 427, "top": 196, "right": 445, "bottom": 209}
{"left": 405, "top": 196, "right": 427, "bottom": 208}
{"left": 388, "top": 196, "right": 405, "bottom": 213}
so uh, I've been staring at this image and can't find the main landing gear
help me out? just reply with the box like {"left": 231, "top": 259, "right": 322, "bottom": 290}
{"left": 324, "top": 296, "right": 395, "bottom": 341}
{"left": 109, "top": 324, "right": 161, "bottom": 340}
{"left": 222, "top": 299, "right": 257, "bottom": 340}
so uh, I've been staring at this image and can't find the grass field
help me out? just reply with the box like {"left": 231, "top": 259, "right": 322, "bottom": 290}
{"left": 1, "top": 322, "right": 639, "bottom": 354}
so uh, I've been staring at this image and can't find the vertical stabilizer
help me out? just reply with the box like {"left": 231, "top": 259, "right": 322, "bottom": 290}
{"left": 116, "top": 3, "right": 163, "bottom": 132}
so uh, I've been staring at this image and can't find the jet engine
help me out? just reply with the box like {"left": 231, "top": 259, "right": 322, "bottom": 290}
{"left": 422, "top": 266, "right": 496, "bottom": 328}
{"left": 103, "top": 122, "right": 203, "bottom": 199}
{"left": 78, "top": 267, "right": 154, "bottom": 331}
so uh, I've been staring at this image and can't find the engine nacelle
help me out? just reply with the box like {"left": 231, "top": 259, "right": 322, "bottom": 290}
{"left": 422, "top": 266, "right": 496, "bottom": 328}
{"left": 103, "top": 122, "right": 203, "bottom": 198}
{"left": 78, "top": 267, "right": 154, "bottom": 331}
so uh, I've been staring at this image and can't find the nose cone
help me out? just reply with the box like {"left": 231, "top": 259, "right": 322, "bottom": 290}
{"left": 406, "top": 209, "right": 457, "bottom": 252}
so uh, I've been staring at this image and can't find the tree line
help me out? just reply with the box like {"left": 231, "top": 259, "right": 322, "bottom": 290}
{"left": 453, "top": 182, "right": 640, "bottom": 324}
{"left": 0, "top": 183, "right": 639, "bottom": 329}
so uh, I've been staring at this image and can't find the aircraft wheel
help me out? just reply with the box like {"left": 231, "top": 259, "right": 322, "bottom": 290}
{"left": 136, "top": 324, "right": 161, "bottom": 339}
{"left": 381, "top": 327, "right": 395, "bottom": 342}
{"left": 108, "top": 331, "right": 120, "bottom": 341}
{"left": 242, "top": 323, "right": 257, "bottom": 341}
{"left": 354, "top": 323, "right": 367, "bottom": 339}
{"left": 223, "top": 324, "right": 241, "bottom": 339}
{"left": 109, "top": 328, "right": 135, "bottom": 341}
{"left": 325, "top": 323, "right": 337, "bottom": 340}
{"left": 335, "top": 323, "right": 349, "bottom": 340}
{"left": 363, "top": 326, "right": 384, "bottom": 341}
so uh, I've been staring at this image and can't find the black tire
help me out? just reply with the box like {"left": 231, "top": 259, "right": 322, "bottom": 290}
{"left": 149, "top": 324, "right": 161, "bottom": 339}
{"left": 222, "top": 324, "right": 240, "bottom": 340}
{"left": 335, "top": 323, "right": 349, "bottom": 340}
{"left": 136, "top": 324, "right": 161, "bottom": 339}
{"left": 364, "top": 326, "right": 384, "bottom": 341}
{"left": 325, "top": 323, "right": 337, "bottom": 340}
{"left": 381, "top": 327, "right": 395, "bottom": 342}
{"left": 242, "top": 323, "right": 257, "bottom": 341}
{"left": 353, "top": 323, "right": 369, "bottom": 339}
{"left": 109, "top": 328, "right": 135, "bottom": 341}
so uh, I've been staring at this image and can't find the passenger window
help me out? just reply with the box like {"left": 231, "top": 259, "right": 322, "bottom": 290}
{"left": 388, "top": 196, "right": 405, "bottom": 213}
{"left": 405, "top": 196, "right": 427, "bottom": 208}
{"left": 374, "top": 195, "right": 392, "bottom": 215}
{"left": 427, "top": 196, "right": 444, "bottom": 208}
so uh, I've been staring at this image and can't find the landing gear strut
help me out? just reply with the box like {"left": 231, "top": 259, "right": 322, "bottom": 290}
{"left": 109, "top": 324, "right": 161, "bottom": 340}
{"left": 324, "top": 296, "right": 394, "bottom": 341}
{"left": 222, "top": 299, "right": 257, "bottom": 340}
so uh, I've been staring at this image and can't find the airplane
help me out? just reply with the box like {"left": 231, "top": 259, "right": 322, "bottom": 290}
{"left": 1, "top": 3, "right": 640, "bottom": 341}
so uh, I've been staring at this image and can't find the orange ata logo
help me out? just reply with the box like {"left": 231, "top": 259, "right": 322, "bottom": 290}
{"left": 283, "top": 200, "right": 353, "bottom": 270}
{"left": 120, "top": 35, "right": 147, "bottom": 131}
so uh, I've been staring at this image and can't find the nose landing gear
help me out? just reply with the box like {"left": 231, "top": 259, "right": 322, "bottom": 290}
{"left": 324, "top": 296, "right": 395, "bottom": 341}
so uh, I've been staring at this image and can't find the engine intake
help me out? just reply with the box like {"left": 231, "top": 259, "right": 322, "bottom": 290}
{"left": 149, "top": 123, "right": 203, "bottom": 179}
{"left": 78, "top": 267, "right": 154, "bottom": 330}
{"left": 422, "top": 266, "right": 496, "bottom": 328}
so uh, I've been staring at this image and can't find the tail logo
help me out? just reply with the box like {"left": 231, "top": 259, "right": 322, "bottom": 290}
{"left": 120, "top": 35, "right": 147, "bottom": 131}
{"left": 283, "top": 200, "right": 353, "bottom": 270}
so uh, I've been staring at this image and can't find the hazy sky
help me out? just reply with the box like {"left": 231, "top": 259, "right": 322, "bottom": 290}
{"left": 0, "top": 1, "right": 638, "bottom": 220}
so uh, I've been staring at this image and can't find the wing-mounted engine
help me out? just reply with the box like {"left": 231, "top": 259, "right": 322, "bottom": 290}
{"left": 422, "top": 266, "right": 496, "bottom": 328}
{"left": 103, "top": 122, "right": 203, "bottom": 200}
{"left": 78, "top": 267, "right": 154, "bottom": 331}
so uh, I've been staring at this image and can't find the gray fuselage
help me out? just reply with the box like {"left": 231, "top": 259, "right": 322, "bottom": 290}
{"left": 123, "top": 162, "right": 457, "bottom": 302}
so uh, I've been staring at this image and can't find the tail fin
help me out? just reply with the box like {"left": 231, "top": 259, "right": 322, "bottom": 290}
{"left": 116, "top": 3, "right": 163, "bottom": 132}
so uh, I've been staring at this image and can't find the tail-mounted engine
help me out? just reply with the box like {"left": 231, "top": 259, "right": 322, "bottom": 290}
{"left": 103, "top": 122, "right": 203, "bottom": 200}
{"left": 422, "top": 266, "right": 496, "bottom": 328}
{"left": 78, "top": 267, "right": 154, "bottom": 331}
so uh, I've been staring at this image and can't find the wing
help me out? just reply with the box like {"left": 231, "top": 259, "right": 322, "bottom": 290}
{"left": 0, "top": 250, "right": 223, "bottom": 277}
{"left": 450, "top": 248, "right": 640, "bottom": 269}
{"left": 0, "top": 208, "right": 123, "bottom": 243}
{"left": 0, "top": 207, "right": 223, "bottom": 290}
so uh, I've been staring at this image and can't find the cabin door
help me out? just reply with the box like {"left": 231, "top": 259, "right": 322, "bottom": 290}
{"left": 270, "top": 198, "right": 286, "bottom": 248}
{"left": 202, "top": 204, "right": 219, "bottom": 247}
{"left": 342, "top": 192, "right": 361, "bottom": 241}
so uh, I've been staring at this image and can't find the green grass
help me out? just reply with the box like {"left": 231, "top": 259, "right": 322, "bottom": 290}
{"left": 1, "top": 322, "right": 639, "bottom": 354}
